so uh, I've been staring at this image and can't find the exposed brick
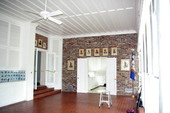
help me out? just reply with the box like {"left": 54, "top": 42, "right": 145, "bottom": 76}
{"left": 62, "top": 33, "right": 138, "bottom": 95}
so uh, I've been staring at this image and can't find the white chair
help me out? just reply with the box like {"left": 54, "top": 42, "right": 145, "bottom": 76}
{"left": 99, "top": 90, "right": 112, "bottom": 108}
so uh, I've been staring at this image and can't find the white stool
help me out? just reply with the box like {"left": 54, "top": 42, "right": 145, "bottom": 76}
{"left": 99, "top": 90, "right": 112, "bottom": 108}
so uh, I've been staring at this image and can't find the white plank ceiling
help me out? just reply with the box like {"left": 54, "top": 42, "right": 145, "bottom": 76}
{"left": 0, "top": 0, "right": 138, "bottom": 38}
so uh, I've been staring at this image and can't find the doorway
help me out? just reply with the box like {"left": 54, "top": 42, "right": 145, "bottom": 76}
{"left": 34, "top": 49, "right": 57, "bottom": 89}
{"left": 88, "top": 57, "right": 107, "bottom": 93}
{"left": 34, "top": 50, "right": 46, "bottom": 89}
{"left": 77, "top": 57, "right": 117, "bottom": 95}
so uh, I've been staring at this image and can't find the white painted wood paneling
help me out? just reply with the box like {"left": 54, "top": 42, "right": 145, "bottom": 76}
{"left": 0, "top": 0, "right": 137, "bottom": 38}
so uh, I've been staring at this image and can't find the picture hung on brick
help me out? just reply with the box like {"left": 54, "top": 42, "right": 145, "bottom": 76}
{"left": 79, "top": 49, "right": 84, "bottom": 57}
{"left": 103, "top": 48, "right": 108, "bottom": 56}
{"left": 94, "top": 48, "right": 100, "bottom": 56}
{"left": 43, "top": 42, "right": 47, "bottom": 49}
{"left": 35, "top": 34, "right": 48, "bottom": 50}
{"left": 86, "top": 49, "right": 91, "bottom": 56}
{"left": 121, "top": 59, "right": 130, "bottom": 71}
{"left": 111, "top": 47, "right": 117, "bottom": 56}
{"left": 38, "top": 39, "right": 43, "bottom": 48}
{"left": 67, "top": 60, "right": 74, "bottom": 70}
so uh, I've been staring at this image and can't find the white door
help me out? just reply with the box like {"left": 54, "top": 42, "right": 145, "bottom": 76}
{"left": 34, "top": 49, "right": 38, "bottom": 89}
{"left": 40, "top": 52, "right": 46, "bottom": 85}
{"left": 77, "top": 58, "right": 88, "bottom": 93}
{"left": 106, "top": 58, "right": 117, "bottom": 95}
{"left": 45, "top": 52, "right": 56, "bottom": 88}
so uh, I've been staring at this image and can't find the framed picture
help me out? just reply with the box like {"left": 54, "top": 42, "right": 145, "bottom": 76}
{"left": 121, "top": 59, "right": 130, "bottom": 71}
{"left": 67, "top": 60, "right": 74, "bottom": 70}
{"left": 86, "top": 49, "right": 91, "bottom": 56}
{"left": 111, "top": 47, "right": 117, "bottom": 56}
{"left": 35, "top": 40, "right": 37, "bottom": 47}
{"left": 38, "top": 39, "right": 43, "bottom": 47}
{"left": 43, "top": 42, "right": 47, "bottom": 49}
{"left": 79, "top": 49, "right": 84, "bottom": 56}
{"left": 94, "top": 48, "right": 100, "bottom": 56}
{"left": 103, "top": 48, "right": 108, "bottom": 56}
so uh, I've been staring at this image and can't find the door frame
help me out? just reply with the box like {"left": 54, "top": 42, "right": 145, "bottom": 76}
{"left": 34, "top": 48, "right": 47, "bottom": 89}
{"left": 77, "top": 57, "right": 117, "bottom": 95}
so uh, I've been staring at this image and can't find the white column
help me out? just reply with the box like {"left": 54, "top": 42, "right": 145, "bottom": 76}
{"left": 21, "top": 22, "right": 38, "bottom": 101}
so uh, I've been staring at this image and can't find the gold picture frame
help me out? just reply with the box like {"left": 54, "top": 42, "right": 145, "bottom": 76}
{"left": 103, "top": 48, "right": 108, "bottom": 56}
{"left": 67, "top": 60, "right": 74, "bottom": 70}
{"left": 79, "top": 49, "right": 84, "bottom": 56}
{"left": 86, "top": 49, "right": 91, "bottom": 56}
{"left": 94, "top": 48, "right": 100, "bottom": 56}
{"left": 43, "top": 42, "right": 46, "bottom": 49}
{"left": 111, "top": 47, "right": 117, "bottom": 56}
{"left": 38, "top": 39, "right": 43, "bottom": 47}
{"left": 121, "top": 59, "right": 130, "bottom": 71}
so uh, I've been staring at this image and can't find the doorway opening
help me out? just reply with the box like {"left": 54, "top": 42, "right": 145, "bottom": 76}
{"left": 34, "top": 49, "right": 56, "bottom": 90}
{"left": 77, "top": 57, "right": 117, "bottom": 95}
{"left": 88, "top": 57, "right": 107, "bottom": 93}
{"left": 34, "top": 50, "right": 46, "bottom": 88}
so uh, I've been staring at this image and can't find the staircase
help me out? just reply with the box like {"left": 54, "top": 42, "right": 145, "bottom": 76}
{"left": 34, "top": 85, "right": 61, "bottom": 99}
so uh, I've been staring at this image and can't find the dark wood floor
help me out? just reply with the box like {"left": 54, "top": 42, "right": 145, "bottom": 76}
{"left": 0, "top": 93, "right": 136, "bottom": 113}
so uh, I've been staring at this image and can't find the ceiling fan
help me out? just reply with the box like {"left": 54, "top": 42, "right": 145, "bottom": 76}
{"left": 25, "top": 0, "right": 63, "bottom": 24}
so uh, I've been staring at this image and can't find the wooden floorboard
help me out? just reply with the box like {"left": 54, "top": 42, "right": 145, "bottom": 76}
{"left": 0, "top": 92, "right": 136, "bottom": 113}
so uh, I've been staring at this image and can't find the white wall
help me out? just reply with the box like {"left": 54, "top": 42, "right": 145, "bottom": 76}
{"left": 138, "top": 0, "right": 170, "bottom": 113}
{"left": 0, "top": 13, "right": 37, "bottom": 107}
{"left": 0, "top": 82, "right": 26, "bottom": 107}
{"left": 158, "top": 0, "right": 170, "bottom": 113}
{"left": 138, "top": 0, "right": 159, "bottom": 112}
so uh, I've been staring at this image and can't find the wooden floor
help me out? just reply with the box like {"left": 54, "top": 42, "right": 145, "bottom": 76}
{"left": 0, "top": 93, "right": 136, "bottom": 113}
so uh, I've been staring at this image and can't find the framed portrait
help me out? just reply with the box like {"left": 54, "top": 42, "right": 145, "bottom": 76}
{"left": 86, "top": 49, "right": 91, "bottom": 56}
{"left": 121, "top": 59, "right": 130, "bottom": 71}
{"left": 94, "top": 48, "right": 100, "bottom": 56}
{"left": 43, "top": 42, "right": 47, "bottom": 49}
{"left": 38, "top": 39, "right": 43, "bottom": 47}
{"left": 103, "top": 48, "right": 108, "bottom": 56}
{"left": 111, "top": 47, "right": 117, "bottom": 56}
{"left": 67, "top": 60, "right": 74, "bottom": 70}
{"left": 79, "top": 49, "right": 84, "bottom": 56}
{"left": 35, "top": 40, "right": 37, "bottom": 47}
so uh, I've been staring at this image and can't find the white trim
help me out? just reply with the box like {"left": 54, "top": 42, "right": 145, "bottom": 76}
{"left": 36, "top": 29, "right": 51, "bottom": 38}
{"left": 60, "top": 30, "right": 137, "bottom": 39}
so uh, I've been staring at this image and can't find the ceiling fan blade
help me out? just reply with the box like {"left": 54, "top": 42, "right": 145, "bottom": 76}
{"left": 24, "top": 11, "right": 40, "bottom": 17}
{"left": 48, "top": 17, "right": 62, "bottom": 24}
{"left": 32, "top": 18, "right": 44, "bottom": 23}
{"left": 48, "top": 10, "right": 63, "bottom": 17}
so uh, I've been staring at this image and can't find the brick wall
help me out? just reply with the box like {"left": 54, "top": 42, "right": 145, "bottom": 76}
{"left": 63, "top": 33, "right": 138, "bottom": 95}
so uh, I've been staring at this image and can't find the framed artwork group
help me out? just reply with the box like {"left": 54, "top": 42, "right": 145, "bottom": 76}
{"left": 78, "top": 47, "right": 118, "bottom": 57}
{"left": 69, "top": 48, "right": 132, "bottom": 72}
{"left": 35, "top": 34, "right": 48, "bottom": 50}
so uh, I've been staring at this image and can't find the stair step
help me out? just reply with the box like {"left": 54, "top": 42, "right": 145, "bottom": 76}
{"left": 34, "top": 90, "right": 61, "bottom": 99}
{"left": 34, "top": 85, "right": 47, "bottom": 91}
{"left": 34, "top": 88, "right": 54, "bottom": 95}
